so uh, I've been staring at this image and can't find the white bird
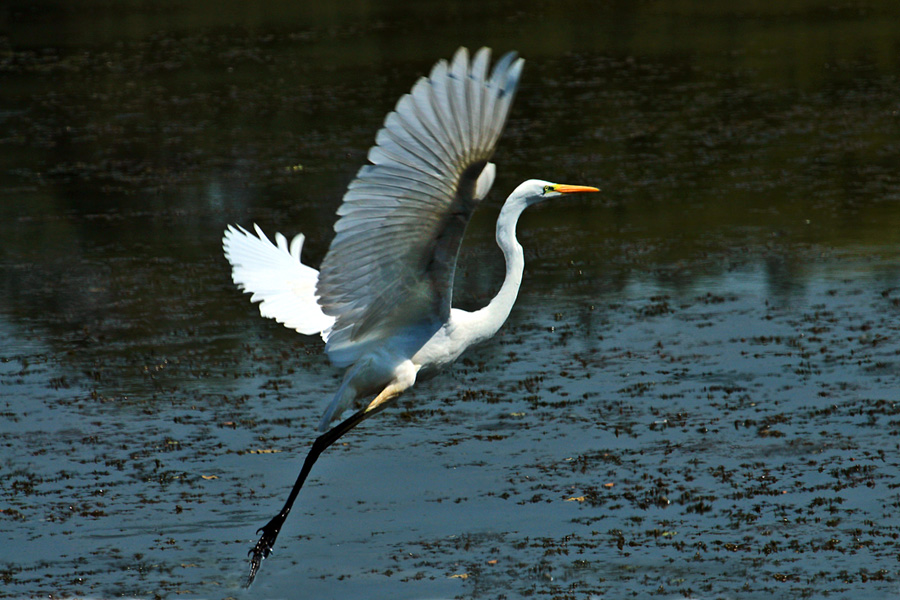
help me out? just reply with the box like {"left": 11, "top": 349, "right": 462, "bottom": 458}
{"left": 223, "top": 47, "right": 598, "bottom": 585}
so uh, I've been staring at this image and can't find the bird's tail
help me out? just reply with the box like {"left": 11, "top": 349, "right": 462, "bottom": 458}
{"left": 223, "top": 224, "right": 335, "bottom": 338}
{"left": 317, "top": 360, "right": 365, "bottom": 431}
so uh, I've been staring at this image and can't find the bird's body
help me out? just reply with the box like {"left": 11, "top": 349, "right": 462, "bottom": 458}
{"left": 223, "top": 47, "right": 598, "bottom": 586}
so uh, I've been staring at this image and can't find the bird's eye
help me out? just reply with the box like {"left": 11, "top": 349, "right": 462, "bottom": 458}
{"left": 542, "top": 185, "right": 553, "bottom": 194}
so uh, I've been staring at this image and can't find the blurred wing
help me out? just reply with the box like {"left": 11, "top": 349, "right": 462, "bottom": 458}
{"left": 223, "top": 224, "right": 335, "bottom": 337}
{"left": 316, "top": 47, "right": 524, "bottom": 367}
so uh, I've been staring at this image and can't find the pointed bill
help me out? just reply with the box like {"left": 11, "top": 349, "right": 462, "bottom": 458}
{"left": 554, "top": 184, "right": 600, "bottom": 193}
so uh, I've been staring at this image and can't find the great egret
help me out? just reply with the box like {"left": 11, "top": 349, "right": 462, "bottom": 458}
{"left": 223, "top": 47, "right": 598, "bottom": 585}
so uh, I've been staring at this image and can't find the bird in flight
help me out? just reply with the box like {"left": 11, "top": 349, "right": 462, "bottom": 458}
{"left": 223, "top": 46, "right": 598, "bottom": 585}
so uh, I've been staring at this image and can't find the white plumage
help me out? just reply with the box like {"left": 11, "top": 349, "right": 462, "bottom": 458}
{"left": 223, "top": 47, "right": 599, "bottom": 586}
{"left": 223, "top": 224, "right": 334, "bottom": 338}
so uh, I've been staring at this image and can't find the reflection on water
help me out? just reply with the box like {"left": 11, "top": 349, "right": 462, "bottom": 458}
{"left": 2, "top": 1, "right": 900, "bottom": 598}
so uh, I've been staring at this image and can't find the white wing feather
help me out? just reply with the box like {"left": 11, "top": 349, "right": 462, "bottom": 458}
{"left": 223, "top": 224, "right": 335, "bottom": 338}
{"left": 317, "top": 47, "right": 523, "bottom": 368}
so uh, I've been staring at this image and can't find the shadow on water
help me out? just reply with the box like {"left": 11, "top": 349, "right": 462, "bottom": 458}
{"left": 2, "top": 1, "right": 900, "bottom": 598}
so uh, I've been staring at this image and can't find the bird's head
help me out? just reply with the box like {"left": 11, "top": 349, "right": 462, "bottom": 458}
{"left": 510, "top": 179, "right": 600, "bottom": 208}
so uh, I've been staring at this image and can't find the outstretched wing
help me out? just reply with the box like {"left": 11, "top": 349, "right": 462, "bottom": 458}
{"left": 316, "top": 47, "right": 524, "bottom": 367}
{"left": 223, "top": 224, "right": 335, "bottom": 337}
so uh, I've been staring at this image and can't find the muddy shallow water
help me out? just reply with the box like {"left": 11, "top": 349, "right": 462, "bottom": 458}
{"left": 3, "top": 1, "right": 900, "bottom": 599}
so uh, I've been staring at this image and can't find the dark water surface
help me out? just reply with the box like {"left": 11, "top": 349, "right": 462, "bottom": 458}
{"left": 3, "top": 1, "right": 900, "bottom": 598}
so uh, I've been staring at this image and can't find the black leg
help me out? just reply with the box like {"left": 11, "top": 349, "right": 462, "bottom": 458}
{"left": 245, "top": 404, "right": 386, "bottom": 587}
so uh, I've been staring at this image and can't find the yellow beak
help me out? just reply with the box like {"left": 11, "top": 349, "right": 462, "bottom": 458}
{"left": 554, "top": 184, "right": 600, "bottom": 194}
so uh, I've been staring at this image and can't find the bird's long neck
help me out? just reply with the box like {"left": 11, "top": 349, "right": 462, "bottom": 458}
{"left": 469, "top": 199, "right": 527, "bottom": 341}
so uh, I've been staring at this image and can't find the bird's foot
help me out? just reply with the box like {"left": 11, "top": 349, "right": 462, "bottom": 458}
{"left": 246, "top": 514, "right": 285, "bottom": 587}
